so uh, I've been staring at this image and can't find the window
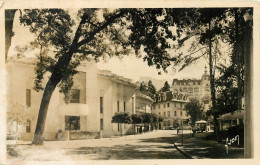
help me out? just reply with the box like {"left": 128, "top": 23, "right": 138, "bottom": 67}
{"left": 167, "top": 120, "right": 171, "bottom": 126}
{"left": 124, "top": 102, "right": 126, "bottom": 112}
{"left": 167, "top": 102, "right": 170, "bottom": 107}
{"left": 26, "top": 120, "right": 31, "bottom": 133}
{"left": 100, "top": 119, "right": 103, "bottom": 130}
{"left": 158, "top": 104, "right": 160, "bottom": 109}
{"left": 132, "top": 97, "right": 134, "bottom": 113}
{"left": 163, "top": 96, "right": 166, "bottom": 101}
{"left": 100, "top": 97, "right": 103, "bottom": 113}
{"left": 159, "top": 112, "right": 161, "bottom": 115}
{"left": 26, "top": 89, "right": 31, "bottom": 107}
{"left": 65, "top": 116, "right": 80, "bottom": 130}
{"left": 181, "top": 111, "right": 183, "bottom": 116}
{"left": 180, "top": 103, "right": 182, "bottom": 109}
{"left": 174, "top": 111, "right": 177, "bottom": 116}
{"left": 194, "top": 87, "right": 199, "bottom": 93}
{"left": 117, "top": 101, "right": 120, "bottom": 112}
{"left": 168, "top": 111, "right": 170, "bottom": 117}
{"left": 188, "top": 87, "right": 193, "bottom": 93}
{"left": 163, "top": 103, "right": 166, "bottom": 108}
{"left": 158, "top": 97, "right": 161, "bottom": 101}
{"left": 164, "top": 112, "right": 166, "bottom": 117}
{"left": 70, "top": 89, "right": 80, "bottom": 103}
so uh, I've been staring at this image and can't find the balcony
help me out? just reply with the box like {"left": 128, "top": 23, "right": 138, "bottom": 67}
{"left": 59, "top": 103, "right": 88, "bottom": 116}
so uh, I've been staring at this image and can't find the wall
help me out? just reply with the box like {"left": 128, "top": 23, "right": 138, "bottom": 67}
{"left": 6, "top": 60, "right": 100, "bottom": 141}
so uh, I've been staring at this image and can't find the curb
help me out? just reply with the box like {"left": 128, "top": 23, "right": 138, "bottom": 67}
{"left": 173, "top": 137, "right": 201, "bottom": 159}
{"left": 173, "top": 143, "right": 194, "bottom": 159}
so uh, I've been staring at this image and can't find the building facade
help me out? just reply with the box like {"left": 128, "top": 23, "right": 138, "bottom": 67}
{"left": 151, "top": 91, "right": 189, "bottom": 129}
{"left": 171, "top": 66, "right": 211, "bottom": 104}
{"left": 6, "top": 58, "right": 151, "bottom": 141}
{"left": 135, "top": 91, "right": 154, "bottom": 114}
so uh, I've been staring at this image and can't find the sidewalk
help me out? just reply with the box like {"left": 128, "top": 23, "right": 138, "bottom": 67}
{"left": 174, "top": 132, "right": 244, "bottom": 159}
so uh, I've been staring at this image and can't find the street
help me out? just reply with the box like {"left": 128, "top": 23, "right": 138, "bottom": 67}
{"left": 7, "top": 130, "right": 189, "bottom": 161}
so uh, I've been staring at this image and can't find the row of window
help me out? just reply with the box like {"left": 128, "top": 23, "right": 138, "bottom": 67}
{"left": 26, "top": 88, "right": 81, "bottom": 107}
{"left": 174, "top": 87, "right": 200, "bottom": 93}
{"left": 159, "top": 110, "right": 183, "bottom": 117}
{"left": 26, "top": 89, "right": 128, "bottom": 114}
{"left": 100, "top": 97, "right": 127, "bottom": 114}
{"left": 154, "top": 102, "right": 183, "bottom": 110}
{"left": 173, "top": 81, "right": 200, "bottom": 86}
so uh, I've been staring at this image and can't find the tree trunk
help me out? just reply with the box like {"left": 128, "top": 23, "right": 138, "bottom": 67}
{"left": 120, "top": 124, "right": 122, "bottom": 137}
{"left": 235, "top": 9, "right": 243, "bottom": 110}
{"left": 208, "top": 20, "right": 220, "bottom": 140}
{"left": 5, "top": 9, "right": 17, "bottom": 61}
{"left": 134, "top": 124, "right": 136, "bottom": 135}
{"left": 32, "top": 80, "right": 57, "bottom": 145}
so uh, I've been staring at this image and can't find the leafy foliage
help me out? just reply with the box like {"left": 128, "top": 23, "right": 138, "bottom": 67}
{"left": 111, "top": 112, "right": 130, "bottom": 124}
{"left": 184, "top": 98, "right": 203, "bottom": 126}
{"left": 160, "top": 81, "right": 171, "bottom": 92}
{"left": 130, "top": 114, "right": 143, "bottom": 124}
{"left": 140, "top": 113, "right": 154, "bottom": 124}
{"left": 139, "top": 80, "right": 156, "bottom": 99}
{"left": 19, "top": 8, "right": 186, "bottom": 98}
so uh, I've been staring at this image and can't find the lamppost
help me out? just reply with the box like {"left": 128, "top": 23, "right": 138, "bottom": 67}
{"left": 182, "top": 119, "right": 183, "bottom": 146}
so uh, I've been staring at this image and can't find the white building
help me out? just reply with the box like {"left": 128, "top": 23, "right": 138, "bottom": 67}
{"left": 6, "top": 58, "right": 151, "bottom": 141}
{"left": 171, "top": 66, "right": 211, "bottom": 104}
{"left": 152, "top": 91, "right": 189, "bottom": 129}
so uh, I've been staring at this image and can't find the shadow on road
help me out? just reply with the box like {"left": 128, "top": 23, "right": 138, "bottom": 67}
{"left": 65, "top": 143, "right": 187, "bottom": 159}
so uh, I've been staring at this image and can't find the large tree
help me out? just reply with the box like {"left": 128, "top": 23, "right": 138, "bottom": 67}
{"left": 184, "top": 98, "right": 203, "bottom": 126}
{"left": 160, "top": 81, "right": 171, "bottom": 92}
{"left": 111, "top": 112, "right": 130, "bottom": 137}
{"left": 139, "top": 80, "right": 156, "bottom": 99}
{"left": 5, "top": 9, "right": 18, "bottom": 60}
{"left": 19, "top": 8, "right": 182, "bottom": 144}
{"left": 171, "top": 8, "right": 252, "bottom": 139}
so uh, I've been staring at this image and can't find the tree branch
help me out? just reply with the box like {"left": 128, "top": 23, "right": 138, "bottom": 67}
{"left": 184, "top": 46, "right": 207, "bottom": 58}
{"left": 75, "top": 49, "right": 101, "bottom": 55}
{"left": 76, "top": 10, "right": 127, "bottom": 49}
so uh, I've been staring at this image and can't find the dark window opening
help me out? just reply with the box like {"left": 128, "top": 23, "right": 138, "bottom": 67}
{"left": 100, "top": 97, "right": 103, "bottom": 113}
{"left": 26, "top": 89, "right": 31, "bottom": 107}
{"left": 65, "top": 116, "right": 80, "bottom": 131}
{"left": 70, "top": 89, "right": 80, "bottom": 103}
{"left": 117, "top": 101, "right": 120, "bottom": 112}
{"left": 100, "top": 119, "right": 103, "bottom": 130}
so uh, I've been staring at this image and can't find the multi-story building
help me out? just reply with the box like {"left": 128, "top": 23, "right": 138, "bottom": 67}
{"left": 6, "top": 57, "right": 153, "bottom": 140}
{"left": 135, "top": 90, "right": 154, "bottom": 114}
{"left": 151, "top": 91, "right": 189, "bottom": 129}
{"left": 171, "top": 66, "right": 211, "bottom": 104}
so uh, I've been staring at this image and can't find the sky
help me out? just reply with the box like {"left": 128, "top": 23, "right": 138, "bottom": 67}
{"left": 8, "top": 10, "right": 208, "bottom": 83}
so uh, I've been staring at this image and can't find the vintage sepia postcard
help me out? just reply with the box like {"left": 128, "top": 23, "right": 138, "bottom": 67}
{"left": 1, "top": 0, "right": 260, "bottom": 165}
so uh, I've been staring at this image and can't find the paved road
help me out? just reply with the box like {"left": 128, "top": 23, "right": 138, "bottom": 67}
{"left": 7, "top": 130, "right": 189, "bottom": 161}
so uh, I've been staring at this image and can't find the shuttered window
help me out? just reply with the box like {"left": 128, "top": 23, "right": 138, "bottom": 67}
{"left": 26, "top": 89, "right": 31, "bottom": 107}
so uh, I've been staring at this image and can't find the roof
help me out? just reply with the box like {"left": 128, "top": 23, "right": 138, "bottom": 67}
{"left": 195, "top": 120, "right": 207, "bottom": 124}
{"left": 218, "top": 110, "right": 244, "bottom": 120}
{"left": 135, "top": 90, "right": 154, "bottom": 103}
{"left": 98, "top": 69, "right": 137, "bottom": 87}
{"left": 154, "top": 91, "right": 188, "bottom": 103}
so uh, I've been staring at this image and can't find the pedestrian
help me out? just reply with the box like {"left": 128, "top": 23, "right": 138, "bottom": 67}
{"left": 192, "top": 127, "right": 196, "bottom": 137}
{"left": 177, "top": 127, "right": 179, "bottom": 135}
